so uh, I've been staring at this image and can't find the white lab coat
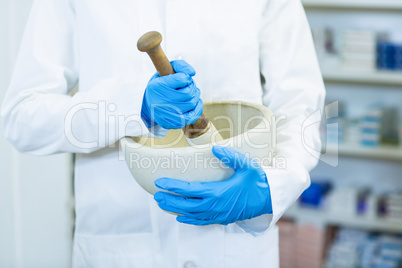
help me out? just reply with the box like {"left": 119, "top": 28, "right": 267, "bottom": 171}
{"left": 1, "top": 0, "right": 325, "bottom": 267}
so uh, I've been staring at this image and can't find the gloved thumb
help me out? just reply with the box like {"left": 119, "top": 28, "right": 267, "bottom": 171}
{"left": 212, "top": 145, "right": 253, "bottom": 171}
{"left": 171, "top": 60, "right": 196, "bottom": 77}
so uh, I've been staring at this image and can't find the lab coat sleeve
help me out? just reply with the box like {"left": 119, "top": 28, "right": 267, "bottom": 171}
{"left": 236, "top": 0, "right": 326, "bottom": 236}
{"left": 1, "top": 0, "right": 150, "bottom": 155}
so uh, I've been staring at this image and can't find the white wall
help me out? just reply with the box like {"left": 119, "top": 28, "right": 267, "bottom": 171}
{"left": 0, "top": 1, "right": 73, "bottom": 267}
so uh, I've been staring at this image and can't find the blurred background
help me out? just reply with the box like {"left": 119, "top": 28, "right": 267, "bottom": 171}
{"left": 0, "top": 1, "right": 74, "bottom": 268}
{"left": 279, "top": 1, "right": 402, "bottom": 268}
{"left": 1, "top": 0, "right": 402, "bottom": 267}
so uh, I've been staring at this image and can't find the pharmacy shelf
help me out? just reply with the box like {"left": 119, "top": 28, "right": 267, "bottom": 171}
{"left": 321, "top": 69, "right": 402, "bottom": 87}
{"left": 284, "top": 206, "right": 402, "bottom": 233}
{"left": 324, "top": 143, "right": 402, "bottom": 162}
{"left": 302, "top": 0, "right": 402, "bottom": 11}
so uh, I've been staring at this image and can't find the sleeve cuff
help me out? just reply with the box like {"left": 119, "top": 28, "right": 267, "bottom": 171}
{"left": 148, "top": 125, "right": 170, "bottom": 138}
{"left": 236, "top": 158, "right": 311, "bottom": 236}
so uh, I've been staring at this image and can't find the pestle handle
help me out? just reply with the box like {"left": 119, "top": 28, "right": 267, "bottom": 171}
{"left": 137, "top": 31, "right": 174, "bottom": 76}
{"left": 137, "top": 31, "right": 211, "bottom": 139}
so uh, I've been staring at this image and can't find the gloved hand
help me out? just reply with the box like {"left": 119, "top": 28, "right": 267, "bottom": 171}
{"left": 154, "top": 145, "right": 273, "bottom": 226}
{"left": 141, "top": 60, "right": 203, "bottom": 129}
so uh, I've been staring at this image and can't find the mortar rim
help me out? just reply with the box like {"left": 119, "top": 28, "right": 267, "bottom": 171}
{"left": 120, "top": 100, "right": 273, "bottom": 152}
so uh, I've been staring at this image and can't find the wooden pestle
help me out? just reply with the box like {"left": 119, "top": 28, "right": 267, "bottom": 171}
{"left": 137, "top": 31, "right": 223, "bottom": 144}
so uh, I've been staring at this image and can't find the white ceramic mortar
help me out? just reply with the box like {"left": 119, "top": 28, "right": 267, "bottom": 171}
{"left": 120, "top": 101, "right": 275, "bottom": 195}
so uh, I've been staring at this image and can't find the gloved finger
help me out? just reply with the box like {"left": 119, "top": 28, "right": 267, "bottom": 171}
{"left": 157, "top": 82, "right": 200, "bottom": 109}
{"left": 154, "top": 192, "right": 208, "bottom": 213}
{"left": 152, "top": 98, "right": 202, "bottom": 129}
{"left": 153, "top": 107, "right": 186, "bottom": 129}
{"left": 182, "top": 99, "right": 203, "bottom": 125}
{"left": 179, "top": 212, "right": 237, "bottom": 226}
{"left": 157, "top": 202, "right": 192, "bottom": 217}
{"left": 153, "top": 73, "right": 193, "bottom": 90}
{"left": 171, "top": 60, "right": 196, "bottom": 77}
{"left": 176, "top": 216, "right": 217, "bottom": 226}
{"left": 212, "top": 145, "right": 257, "bottom": 171}
{"left": 155, "top": 196, "right": 217, "bottom": 222}
{"left": 164, "top": 81, "right": 200, "bottom": 103}
{"left": 155, "top": 178, "right": 208, "bottom": 198}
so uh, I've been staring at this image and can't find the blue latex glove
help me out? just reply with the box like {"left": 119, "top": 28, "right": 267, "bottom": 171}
{"left": 141, "top": 60, "right": 203, "bottom": 129}
{"left": 154, "top": 145, "right": 273, "bottom": 226}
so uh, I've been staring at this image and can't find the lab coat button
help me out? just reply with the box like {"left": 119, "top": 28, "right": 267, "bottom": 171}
{"left": 183, "top": 260, "right": 197, "bottom": 268}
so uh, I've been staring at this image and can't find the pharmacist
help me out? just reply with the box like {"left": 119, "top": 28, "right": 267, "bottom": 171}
{"left": 1, "top": 0, "right": 325, "bottom": 267}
